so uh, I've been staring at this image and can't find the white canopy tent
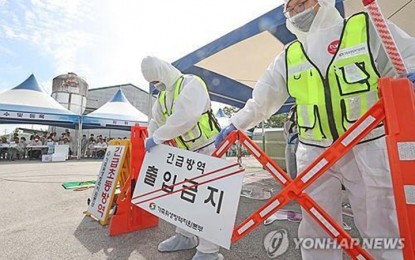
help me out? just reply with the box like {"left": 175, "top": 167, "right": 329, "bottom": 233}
{"left": 162, "top": 0, "right": 414, "bottom": 150}
{"left": 0, "top": 74, "right": 79, "bottom": 128}
{"left": 82, "top": 89, "right": 148, "bottom": 130}
{"left": 215, "top": 108, "right": 231, "bottom": 129}
{"left": 166, "top": 0, "right": 413, "bottom": 114}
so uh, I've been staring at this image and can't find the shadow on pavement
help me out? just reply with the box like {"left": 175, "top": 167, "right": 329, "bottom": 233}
{"left": 74, "top": 215, "right": 197, "bottom": 260}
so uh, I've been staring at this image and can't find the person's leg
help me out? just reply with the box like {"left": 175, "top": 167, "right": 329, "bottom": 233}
{"left": 173, "top": 226, "right": 220, "bottom": 253}
{"left": 176, "top": 227, "right": 222, "bottom": 260}
{"left": 345, "top": 138, "right": 403, "bottom": 260}
{"left": 36, "top": 150, "right": 41, "bottom": 159}
{"left": 192, "top": 239, "right": 222, "bottom": 260}
{"left": 285, "top": 143, "right": 298, "bottom": 179}
{"left": 158, "top": 226, "right": 198, "bottom": 252}
{"left": 156, "top": 140, "right": 217, "bottom": 256}
{"left": 156, "top": 142, "right": 223, "bottom": 259}
{"left": 9, "top": 149, "right": 17, "bottom": 161}
{"left": 192, "top": 143, "right": 223, "bottom": 260}
{"left": 16, "top": 149, "right": 22, "bottom": 160}
{"left": 13, "top": 149, "right": 18, "bottom": 160}
{"left": 296, "top": 143, "right": 343, "bottom": 260}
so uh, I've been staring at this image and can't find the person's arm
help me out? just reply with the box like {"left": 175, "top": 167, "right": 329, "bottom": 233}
{"left": 148, "top": 99, "right": 165, "bottom": 136}
{"left": 369, "top": 19, "right": 415, "bottom": 76}
{"left": 231, "top": 53, "right": 289, "bottom": 130}
{"left": 152, "top": 76, "right": 209, "bottom": 144}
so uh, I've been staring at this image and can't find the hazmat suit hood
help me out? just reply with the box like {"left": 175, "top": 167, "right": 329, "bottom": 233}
{"left": 285, "top": 0, "right": 343, "bottom": 43}
{"left": 141, "top": 56, "right": 183, "bottom": 92}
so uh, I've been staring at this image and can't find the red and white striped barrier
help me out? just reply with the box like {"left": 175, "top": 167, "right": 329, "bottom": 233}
{"left": 362, "top": 0, "right": 408, "bottom": 75}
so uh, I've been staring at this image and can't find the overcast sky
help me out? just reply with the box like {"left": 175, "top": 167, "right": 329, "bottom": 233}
{"left": 0, "top": 0, "right": 283, "bottom": 134}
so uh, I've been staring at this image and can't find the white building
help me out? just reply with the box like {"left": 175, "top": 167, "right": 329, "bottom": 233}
{"left": 81, "top": 83, "right": 155, "bottom": 139}
{"left": 86, "top": 83, "right": 153, "bottom": 116}
{"left": 49, "top": 82, "right": 154, "bottom": 159}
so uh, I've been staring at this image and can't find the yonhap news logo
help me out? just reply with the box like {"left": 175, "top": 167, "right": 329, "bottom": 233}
{"left": 293, "top": 237, "right": 404, "bottom": 250}
{"left": 263, "top": 229, "right": 404, "bottom": 258}
{"left": 263, "top": 229, "right": 290, "bottom": 258}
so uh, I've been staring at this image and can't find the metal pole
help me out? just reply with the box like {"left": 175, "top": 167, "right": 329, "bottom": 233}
{"left": 262, "top": 121, "right": 266, "bottom": 154}
{"left": 77, "top": 97, "right": 84, "bottom": 160}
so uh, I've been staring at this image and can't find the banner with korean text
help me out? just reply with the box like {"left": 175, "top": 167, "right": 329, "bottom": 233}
{"left": 131, "top": 145, "right": 245, "bottom": 249}
{"left": 87, "top": 145, "right": 126, "bottom": 224}
{"left": 0, "top": 109, "right": 77, "bottom": 123}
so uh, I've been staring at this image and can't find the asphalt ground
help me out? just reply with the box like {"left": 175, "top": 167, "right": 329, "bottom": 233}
{"left": 0, "top": 157, "right": 357, "bottom": 260}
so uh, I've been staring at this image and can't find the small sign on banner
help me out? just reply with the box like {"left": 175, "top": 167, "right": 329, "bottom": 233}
{"left": 1, "top": 110, "right": 54, "bottom": 121}
{"left": 86, "top": 145, "right": 127, "bottom": 225}
{"left": 131, "top": 145, "right": 245, "bottom": 249}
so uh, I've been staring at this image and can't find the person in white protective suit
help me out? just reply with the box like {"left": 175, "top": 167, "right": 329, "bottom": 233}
{"left": 215, "top": 0, "right": 415, "bottom": 259}
{"left": 141, "top": 56, "right": 223, "bottom": 260}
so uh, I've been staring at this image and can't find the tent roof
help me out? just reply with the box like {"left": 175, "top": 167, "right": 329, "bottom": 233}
{"left": 215, "top": 108, "right": 231, "bottom": 128}
{"left": 170, "top": 0, "right": 412, "bottom": 114}
{"left": 82, "top": 89, "right": 148, "bottom": 130}
{"left": 0, "top": 74, "right": 79, "bottom": 127}
{"left": 12, "top": 74, "right": 44, "bottom": 92}
{"left": 167, "top": 3, "right": 317, "bottom": 113}
{"left": 215, "top": 108, "right": 226, "bottom": 118}
{"left": 110, "top": 89, "right": 129, "bottom": 102}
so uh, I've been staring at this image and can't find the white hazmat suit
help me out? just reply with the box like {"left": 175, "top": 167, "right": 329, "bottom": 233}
{"left": 141, "top": 56, "right": 222, "bottom": 260}
{"left": 230, "top": 0, "right": 415, "bottom": 259}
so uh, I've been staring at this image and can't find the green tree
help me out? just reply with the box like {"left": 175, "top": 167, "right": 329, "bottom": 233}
{"left": 264, "top": 113, "right": 288, "bottom": 128}
{"left": 222, "top": 106, "right": 288, "bottom": 128}
{"left": 222, "top": 106, "right": 239, "bottom": 117}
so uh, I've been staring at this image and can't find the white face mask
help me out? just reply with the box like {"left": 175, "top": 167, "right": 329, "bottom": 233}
{"left": 290, "top": 4, "right": 318, "bottom": 32}
{"left": 154, "top": 82, "right": 167, "bottom": 91}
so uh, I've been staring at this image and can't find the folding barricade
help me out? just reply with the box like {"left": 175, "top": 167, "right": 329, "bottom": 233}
{"left": 109, "top": 126, "right": 159, "bottom": 236}
{"left": 108, "top": 79, "right": 414, "bottom": 257}
{"left": 85, "top": 139, "right": 131, "bottom": 225}
{"left": 213, "top": 77, "right": 415, "bottom": 259}
{"left": 108, "top": 2, "right": 415, "bottom": 256}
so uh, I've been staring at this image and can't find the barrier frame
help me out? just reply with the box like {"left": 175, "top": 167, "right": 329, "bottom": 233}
{"left": 213, "top": 78, "right": 415, "bottom": 259}
{"left": 109, "top": 126, "right": 159, "bottom": 236}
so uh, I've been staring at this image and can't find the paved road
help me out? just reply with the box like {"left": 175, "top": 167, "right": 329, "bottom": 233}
{"left": 0, "top": 158, "right": 357, "bottom": 259}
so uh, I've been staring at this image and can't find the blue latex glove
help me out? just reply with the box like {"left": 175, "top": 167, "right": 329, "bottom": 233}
{"left": 407, "top": 72, "right": 415, "bottom": 86}
{"left": 145, "top": 137, "right": 157, "bottom": 152}
{"left": 214, "top": 123, "right": 237, "bottom": 148}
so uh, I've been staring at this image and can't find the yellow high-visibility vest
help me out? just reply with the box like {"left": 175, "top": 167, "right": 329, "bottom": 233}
{"left": 286, "top": 12, "right": 383, "bottom": 147}
{"left": 158, "top": 76, "right": 220, "bottom": 151}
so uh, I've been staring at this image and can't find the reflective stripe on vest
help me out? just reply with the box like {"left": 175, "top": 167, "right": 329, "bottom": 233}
{"left": 158, "top": 75, "right": 220, "bottom": 151}
{"left": 286, "top": 12, "right": 381, "bottom": 146}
